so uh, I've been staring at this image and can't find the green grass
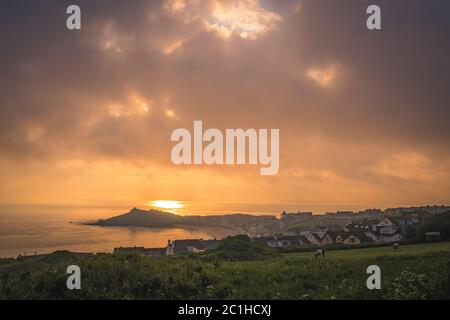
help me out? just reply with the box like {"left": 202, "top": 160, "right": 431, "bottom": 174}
{"left": 203, "top": 242, "right": 450, "bottom": 299}
{"left": 290, "top": 242, "right": 450, "bottom": 260}
{"left": 0, "top": 242, "right": 449, "bottom": 300}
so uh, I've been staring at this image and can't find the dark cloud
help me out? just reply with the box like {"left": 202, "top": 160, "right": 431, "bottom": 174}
{"left": 0, "top": 0, "right": 449, "bottom": 206}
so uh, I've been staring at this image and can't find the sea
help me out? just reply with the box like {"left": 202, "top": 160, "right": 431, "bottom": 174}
{"left": 0, "top": 205, "right": 226, "bottom": 258}
{"left": 0, "top": 202, "right": 382, "bottom": 258}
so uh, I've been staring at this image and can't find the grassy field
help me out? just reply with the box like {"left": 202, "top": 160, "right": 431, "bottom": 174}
{"left": 0, "top": 242, "right": 449, "bottom": 300}
{"left": 290, "top": 242, "right": 450, "bottom": 259}
{"left": 205, "top": 242, "right": 450, "bottom": 300}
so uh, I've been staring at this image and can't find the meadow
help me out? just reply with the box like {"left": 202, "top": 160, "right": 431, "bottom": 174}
{"left": 0, "top": 241, "right": 449, "bottom": 300}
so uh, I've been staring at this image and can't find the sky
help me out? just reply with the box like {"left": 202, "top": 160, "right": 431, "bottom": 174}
{"left": 0, "top": 0, "right": 449, "bottom": 214}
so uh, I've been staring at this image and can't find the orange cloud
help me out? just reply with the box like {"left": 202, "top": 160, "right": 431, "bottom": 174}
{"left": 307, "top": 65, "right": 338, "bottom": 88}
{"left": 164, "top": 0, "right": 282, "bottom": 40}
{"left": 372, "top": 152, "right": 444, "bottom": 182}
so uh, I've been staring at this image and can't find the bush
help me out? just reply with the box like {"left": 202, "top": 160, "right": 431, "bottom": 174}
{"left": 201, "top": 235, "right": 280, "bottom": 261}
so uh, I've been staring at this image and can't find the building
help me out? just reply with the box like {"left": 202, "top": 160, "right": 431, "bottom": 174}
{"left": 166, "top": 239, "right": 220, "bottom": 255}
{"left": 343, "top": 223, "right": 372, "bottom": 233}
{"left": 279, "top": 211, "right": 313, "bottom": 228}
{"left": 343, "top": 219, "right": 405, "bottom": 243}
{"left": 377, "top": 231, "right": 403, "bottom": 243}
{"left": 357, "top": 209, "right": 383, "bottom": 218}
{"left": 113, "top": 246, "right": 145, "bottom": 254}
{"left": 141, "top": 248, "right": 167, "bottom": 257}
{"left": 302, "top": 232, "right": 323, "bottom": 245}
{"left": 388, "top": 216, "right": 420, "bottom": 226}
{"left": 425, "top": 232, "right": 441, "bottom": 242}
{"left": 114, "top": 246, "right": 166, "bottom": 257}
{"left": 320, "top": 231, "right": 373, "bottom": 245}
{"left": 253, "top": 234, "right": 318, "bottom": 248}
{"left": 270, "top": 236, "right": 306, "bottom": 248}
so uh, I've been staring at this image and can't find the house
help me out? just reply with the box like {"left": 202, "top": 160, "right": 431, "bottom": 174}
{"left": 276, "top": 235, "right": 309, "bottom": 248}
{"left": 298, "top": 235, "right": 315, "bottom": 246}
{"left": 388, "top": 216, "right": 420, "bottom": 226}
{"left": 114, "top": 246, "right": 166, "bottom": 257}
{"left": 360, "top": 217, "right": 403, "bottom": 236}
{"left": 374, "top": 222, "right": 404, "bottom": 243}
{"left": 377, "top": 231, "right": 403, "bottom": 243}
{"left": 113, "top": 246, "right": 145, "bottom": 254}
{"left": 167, "top": 239, "right": 203, "bottom": 254}
{"left": 253, "top": 236, "right": 295, "bottom": 248}
{"left": 320, "top": 231, "right": 374, "bottom": 246}
{"left": 425, "top": 232, "right": 441, "bottom": 242}
{"left": 343, "top": 223, "right": 379, "bottom": 241}
{"left": 375, "top": 217, "right": 396, "bottom": 227}
{"left": 301, "top": 232, "right": 323, "bottom": 245}
{"left": 343, "top": 223, "right": 371, "bottom": 233}
{"left": 349, "top": 231, "right": 375, "bottom": 244}
{"left": 343, "top": 220, "right": 405, "bottom": 243}
{"left": 320, "top": 232, "right": 335, "bottom": 245}
{"left": 141, "top": 248, "right": 167, "bottom": 257}
{"left": 320, "top": 232, "right": 354, "bottom": 245}
{"left": 166, "top": 239, "right": 220, "bottom": 255}
{"left": 253, "top": 235, "right": 315, "bottom": 248}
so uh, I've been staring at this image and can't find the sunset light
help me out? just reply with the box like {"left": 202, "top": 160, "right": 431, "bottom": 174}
{"left": 150, "top": 200, "right": 184, "bottom": 210}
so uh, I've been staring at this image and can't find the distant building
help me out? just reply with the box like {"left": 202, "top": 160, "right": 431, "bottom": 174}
{"left": 357, "top": 209, "right": 383, "bottom": 218}
{"left": 324, "top": 211, "right": 355, "bottom": 218}
{"left": 279, "top": 211, "right": 313, "bottom": 228}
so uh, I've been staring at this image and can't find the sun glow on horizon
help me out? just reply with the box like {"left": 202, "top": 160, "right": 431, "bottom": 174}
{"left": 150, "top": 200, "right": 184, "bottom": 209}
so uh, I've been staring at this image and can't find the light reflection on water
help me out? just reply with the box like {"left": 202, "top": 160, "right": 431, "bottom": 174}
{"left": 0, "top": 205, "right": 230, "bottom": 258}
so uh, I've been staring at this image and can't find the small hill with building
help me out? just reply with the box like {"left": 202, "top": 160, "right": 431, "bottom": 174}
{"left": 93, "top": 207, "right": 278, "bottom": 236}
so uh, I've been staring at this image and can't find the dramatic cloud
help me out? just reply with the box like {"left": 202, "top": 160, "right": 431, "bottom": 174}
{"left": 164, "top": 0, "right": 282, "bottom": 39}
{"left": 0, "top": 0, "right": 449, "bottom": 212}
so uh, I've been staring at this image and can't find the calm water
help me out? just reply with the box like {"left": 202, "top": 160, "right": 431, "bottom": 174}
{"left": 0, "top": 203, "right": 388, "bottom": 258}
{"left": 0, "top": 205, "right": 227, "bottom": 258}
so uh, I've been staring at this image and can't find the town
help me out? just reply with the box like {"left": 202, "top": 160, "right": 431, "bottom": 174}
{"left": 15, "top": 205, "right": 450, "bottom": 261}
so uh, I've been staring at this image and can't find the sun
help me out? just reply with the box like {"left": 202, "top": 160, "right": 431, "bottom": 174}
{"left": 150, "top": 200, "right": 184, "bottom": 210}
